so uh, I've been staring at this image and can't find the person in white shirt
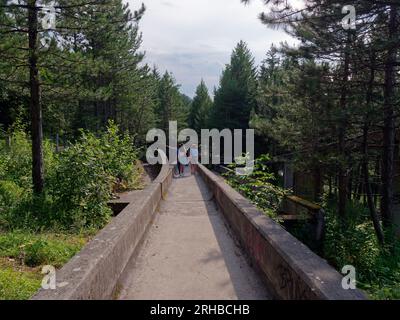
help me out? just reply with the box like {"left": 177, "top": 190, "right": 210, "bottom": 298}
{"left": 178, "top": 144, "right": 189, "bottom": 177}
{"left": 190, "top": 144, "right": 199, "bottom": 175}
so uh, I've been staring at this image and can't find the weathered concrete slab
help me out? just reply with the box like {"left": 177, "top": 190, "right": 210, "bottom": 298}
{"left": 118, "top": 173, "right": 271, "bottom": 300}
{"left": 32, "top": 159, "right": 366, "bottom": 300}
{"left": 32, "top": 158, "right": 172, "bottom": 300}
{"left": 198, "top": 164, "right": 366, "bottom": 300}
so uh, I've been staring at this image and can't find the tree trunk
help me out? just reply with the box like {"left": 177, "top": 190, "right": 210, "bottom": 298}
{"left": 363, "top": 124, "right": 385, "bottom": 246}
{"left": 381, "top": 5, "right": 398, "bottom": 242}
{"left": 358, "top": 49, "right": 385, "bottom": 246}
{"left": 28, "top": 0, "right": 44, "bottom": 194}
{"left": 355, "top": 164, "right": 363, "bottom": 202}
{"left": 313, "top": 164, "right": 323, "bottom": 203}
{"left": 56, "top": 133, "right": 60, "bottom": 153}
{"left": 374, "top": 159, "right": 380, "bottom": 206}
{"left": 338, "top": 39, "right": 351, "bottom": 218}
{"left": 348, "top": 170, "right": 353, "bottom": 201}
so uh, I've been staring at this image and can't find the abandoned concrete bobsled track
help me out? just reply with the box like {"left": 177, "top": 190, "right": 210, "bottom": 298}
{"left": 33, "top": 161, "right": 366, "bottom": 300}
{"left": 118, "top": 172, "right": 270, "bottom": 300}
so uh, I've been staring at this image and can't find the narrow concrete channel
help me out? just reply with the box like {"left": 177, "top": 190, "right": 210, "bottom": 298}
{"left": 118, "top": 169, "right": 271, "bottom": 300}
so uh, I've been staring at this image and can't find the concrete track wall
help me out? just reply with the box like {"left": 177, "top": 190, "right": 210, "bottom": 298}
{"left": 198, "top": 165, "right": 366, "bottom": 300}
{"left": 32, "top": 161, "right": 172, "bottom": 300}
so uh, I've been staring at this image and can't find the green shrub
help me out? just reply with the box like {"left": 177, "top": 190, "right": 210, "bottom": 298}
{"left": 0, "top": 129, "right": 32, "bottom": 187}
{"left": 47, "top": 122, "right": 140, "bottom": 230}
{"left": 322, "top": 199, "right": 400, "bottom": 300}
{"left": 0, "top": 181, "right": 24, "bottom": 207}
{"left": 99, "top": 123, "right": 142, "bottom": 191}
{"left": 23, "top": 237, "right": 84, "bottom": 268}
{"left": 0, "top": 122, "right": 141, "bottom": 231}
{"left": 0, "top": 181, "right": 26, "bottom": 228}
{"left": 47, "top": 132, "right": 114, "bottom": 229}
{"left": 223, "top": 154, "right": 286, "bottom": 220}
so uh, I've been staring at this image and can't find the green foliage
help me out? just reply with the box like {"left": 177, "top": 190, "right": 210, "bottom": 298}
{"left": 0, "top": 230, "right": 87, "bottom": 300}
{"left": 0, "top": 0, "right": 171, "bottom": 145}
{"left": 0, "top": 266, "right": 41, "bottom": 300}
{"left": 155, "top": 72, "right": 190, "bottom": 133}
{"left": 99, "top": 123, "right": 142, "bottom": 190}
{"left": 0, "top": 129, "right": 32, "bottom": 187}
{"left": 252, "top": 50, "right": 336, "bottom": 168}
{"left": 322, "top": 199, "right": 400, "bottom": 300}
{"left": 0, "top": 123, "right": 141, "bottom": 231}
{"left": 189, "top": 80, "right": 212, "bottom": 133}
{"left": 47, "top": 132, "right": 110, "bottom": 230}
{"left": 47, "top": 122, "right": 140, "bottom": 230}
{"left": 0, "top": 232, "right": 86, "bottom": 268}
{"left": 223, "top": 154, "right": 286, "bottom": 220}
{"left": 211, "top": 41, "right": 258, "bottom": 130}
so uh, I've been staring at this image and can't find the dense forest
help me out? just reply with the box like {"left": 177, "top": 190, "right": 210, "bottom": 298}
{"left": 0, "top": 0, "right": 190, "bottom": 190}
{"left": 0, "top": 0, "right": 399, "bottom": 300}
{"left": 0, "top": 0, "right": 190, "bottom": 299}
{"left": 191, "top": 0, "right": 400, "bottom": 298}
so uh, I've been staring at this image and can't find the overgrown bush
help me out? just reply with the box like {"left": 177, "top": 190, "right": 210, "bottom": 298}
{"left": 46, "top": 131, "right": 114, "bottom": 230}
{"left": 0, "top": 128, "right": 33, "bottom": 188}
{"left": 99, "top": 124, "right": 143, "bottom": 192}
{"left": 322, "top": 198, "right": 400, "bottom": 300}
{"left": 0, "top": 122, "right": 141, "bottom": 231}
{"left": 223, "top": 154, "right": 286, "bottom": 220}
{"left": 223, "top": 154, "right": 400, "bottom": 300}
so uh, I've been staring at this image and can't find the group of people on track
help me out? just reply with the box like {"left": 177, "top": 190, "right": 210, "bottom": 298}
{"left": 175, "top": 143, "right": 199, "bottom": 177}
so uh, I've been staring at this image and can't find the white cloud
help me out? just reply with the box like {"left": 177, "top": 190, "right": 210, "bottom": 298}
{"left": 127, "top": 0, "right": 296, "bottom": 97}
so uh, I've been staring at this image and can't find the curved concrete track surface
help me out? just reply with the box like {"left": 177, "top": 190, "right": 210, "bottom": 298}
{"left": 118, "top": 169, "right": 271, "bottom": 300}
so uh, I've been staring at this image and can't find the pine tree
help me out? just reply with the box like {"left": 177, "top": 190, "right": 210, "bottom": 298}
{"left": 0, "top": 0, "right": 145, "bottom": 193}
{"left": 244, "top": 0, "right": 400, "bottom": 242}
{"left": 155, "top": 72, "right": 189, "bottom": 135}
{"left": 211, "top": 41, "right": 257, "bottom": 130}
{"left": 189, "top": 80, "right": 212, "bottom": 133}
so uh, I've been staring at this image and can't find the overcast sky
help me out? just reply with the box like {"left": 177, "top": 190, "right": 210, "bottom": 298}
{"left": 126, "top": 0, "right": 296, "bottom": 97}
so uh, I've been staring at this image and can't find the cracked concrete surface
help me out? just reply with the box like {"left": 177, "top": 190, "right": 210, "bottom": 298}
{"left": 118, "top": 169, "right": 271, "bottom": 300}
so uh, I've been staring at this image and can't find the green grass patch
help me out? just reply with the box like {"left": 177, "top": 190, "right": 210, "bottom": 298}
{"left": 0, "top": 231, "right": 88, "bottom": 268}
{"left": 0, "top": 263, "right": 42, "bottom": 300}
{"left": 0, "top": 231, "right": 89, "bottom": 300}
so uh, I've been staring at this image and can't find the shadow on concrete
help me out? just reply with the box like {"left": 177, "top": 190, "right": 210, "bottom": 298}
{"left": 193, "top": 175, "right": 271, "bottom": 300}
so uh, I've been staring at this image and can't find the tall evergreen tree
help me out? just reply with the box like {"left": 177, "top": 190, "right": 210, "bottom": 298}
{"left": 0, "top": 0, "right": 145, "bottom": 193}
{"left": 244, "top": 0, "right": 399, "bottom": 243}
{"left": 211, "top": 41, "right": 258, "bottom": 130}
{"left": 156, "top": 72, "right": 189, "bottom": 135}
{"left": 189, "top": 80, "right": 212, "bottom": 133}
